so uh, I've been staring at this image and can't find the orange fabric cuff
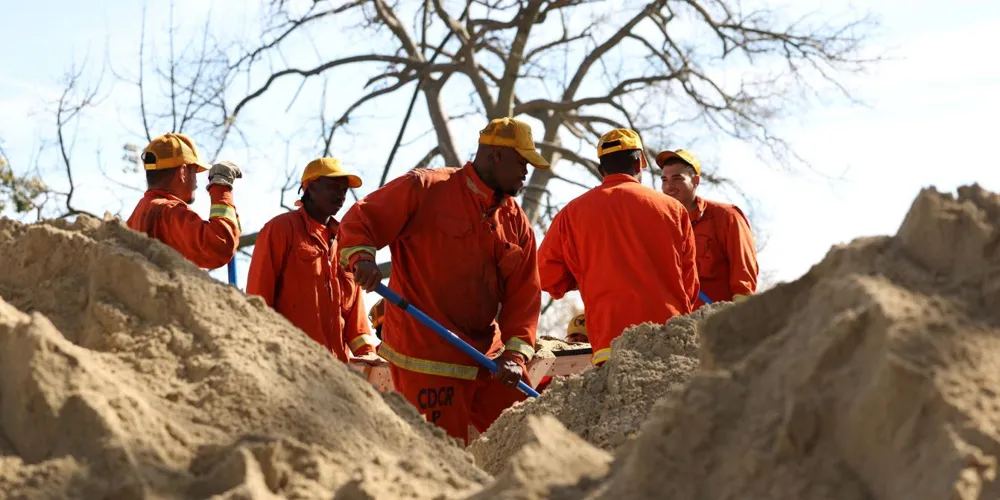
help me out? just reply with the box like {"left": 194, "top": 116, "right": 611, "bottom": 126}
{"left": 348, "top": 252, "right": 376, "bottom": 269}
{"left": 208, "top": 184, "right": 234, "bottom": 203}
{"left": 352, "top": 344, "right": 375, "bottom": 356}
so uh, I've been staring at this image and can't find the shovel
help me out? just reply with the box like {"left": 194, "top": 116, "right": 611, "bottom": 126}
{"left": 374, "top": 283, "right": 540, "bottom": 398}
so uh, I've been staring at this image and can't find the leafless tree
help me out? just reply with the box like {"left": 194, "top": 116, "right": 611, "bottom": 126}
{"left": 0, "top": 1, "right": 248, "bottom": 224}
{"left": 219, "top": 0, "right": 881, "bottom": 236}
{"left": 0, "top": 141, "right": 48, "bottom": 217}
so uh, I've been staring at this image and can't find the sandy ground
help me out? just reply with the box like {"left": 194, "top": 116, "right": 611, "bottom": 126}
{"left": 1, "top": 183, "right": 998, "bottom": 499}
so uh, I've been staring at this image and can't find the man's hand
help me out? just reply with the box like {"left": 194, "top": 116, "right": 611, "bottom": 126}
{"left": 350, "top": 352, "right": 387, "bottom": 367}
{"left": 208, "top": 161, "right": 243, "bottom": 189}
{"left": 494, "top": 352, "right": 526, "bottom": 388}
{"left": 352, "top": 260, "right": 383, "bottom": 292}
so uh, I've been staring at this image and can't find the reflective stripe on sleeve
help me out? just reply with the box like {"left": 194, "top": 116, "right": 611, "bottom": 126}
{"left": 340, "top": 246, "right": 377, "bottom": 267}
{"left": 590, "top": 347, "right": 611, "bottom": 367}
{"left": 504, "top": 337, "right": 535, "bottom": 362}
{"left": 349, "top": 335, "right": 379, "bottom": 352}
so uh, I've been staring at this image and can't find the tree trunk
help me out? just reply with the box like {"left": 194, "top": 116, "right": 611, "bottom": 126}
{"left": 423, "top": 79, "right": 461, "bottom": 166}
{"left": 521, "top": 116, "right": 564, "bottom": 224}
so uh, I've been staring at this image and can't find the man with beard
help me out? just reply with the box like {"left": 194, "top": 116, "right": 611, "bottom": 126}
{"left": 246, "top": 157, "right": 380, "bottom": 365}
{"left": 657, "top": 149, "right": 758, "bottom": 307}
{"left": 340, "top": 117, "right": 546, "bottom": 444}
{"left": 127, "top": 132, "right": 242, "bottom": 270}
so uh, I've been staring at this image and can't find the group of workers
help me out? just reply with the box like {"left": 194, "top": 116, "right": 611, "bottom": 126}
{"left": 126, "top": 117, "right": 758, "bottom": 445}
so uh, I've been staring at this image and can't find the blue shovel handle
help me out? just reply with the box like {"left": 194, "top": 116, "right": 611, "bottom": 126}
{"left": 698, "top": 291, "right": 713, "bottom": 304}
{"left": 374, "top": 283, "right": 540, "bottom": 398}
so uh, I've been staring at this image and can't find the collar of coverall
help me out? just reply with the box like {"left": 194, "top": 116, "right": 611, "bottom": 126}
{"left": 461, "top": 161, "right": 503, "bottom": 204}
{"left": 296, "top": 206, "right": 338, "bottom": 245}
{"left": 601, "top": 173, "right": 640, "bottom": 187}
{"left": 145, "top": 189, "right": 186, "bottom": 204}
{"left": 690, "top": 196, "right": 708, "bottom": 224}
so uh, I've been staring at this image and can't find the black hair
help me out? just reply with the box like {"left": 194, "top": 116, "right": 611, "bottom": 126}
{"left": 599, "top": 149, "right": 643, "bottom": 174}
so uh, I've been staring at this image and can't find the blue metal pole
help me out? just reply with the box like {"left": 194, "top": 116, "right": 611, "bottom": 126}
{"left": 698, "top": 291, "right": 713, "bottom": 304}
{"left": 374, "top": 283, "right": 540, "bottom": 398}
{"left": 227, "top": 258, "right": 237, "bottom": 286}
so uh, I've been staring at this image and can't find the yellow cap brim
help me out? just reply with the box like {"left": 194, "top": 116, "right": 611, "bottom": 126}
{"left": 193, "top": 162, "right": 210, "bottom": 173}
{"left": 313, "top": 173, "right": 363, "bottom": 189}
{"left": 516, "top": 148, "right": 550, "bottom": 169}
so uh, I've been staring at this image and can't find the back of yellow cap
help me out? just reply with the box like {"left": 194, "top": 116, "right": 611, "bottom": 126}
{"left": 142, "top": 133, "right": 209, "bottom": 172}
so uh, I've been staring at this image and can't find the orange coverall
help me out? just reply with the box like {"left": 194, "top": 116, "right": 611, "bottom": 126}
{"left": 126, "top": 185, "right": 240, "bottom": 270}
{"left": 338, "top": 162, "right": 541, "bottom": 444}
{"left": 690, "top": 196, "right": 759, "bottom": 307}
{"left": 245, "top": 208, "right": 376, "bottom": 362}
{"left": 537, "top": 174, "right": 699, "bottom": 366}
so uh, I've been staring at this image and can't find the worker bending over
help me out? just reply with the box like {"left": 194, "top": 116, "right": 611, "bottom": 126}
{"left": 657, "top": 149, "right": 758, "bottom": 306}
{"left": 246, "top": 158, "right": 380, "bottom": 365}
{"left": 369, "top": 299, "right": 385, "bottom": 339}
{"left": 340, "top": 117, "right": 546, "bottom": 445}
{"left": 127, "top": 133, "right": 242, "bottom": 270}
{"left": 538, "top": 129, "right": 699, "bottom": 367}
{"left": 535, "top": 313, "right": 588, "bottom": 393}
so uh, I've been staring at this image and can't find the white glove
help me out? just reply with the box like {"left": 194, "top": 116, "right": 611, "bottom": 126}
{"left": 208, "top": 161, "right": 242, "bottom": 189}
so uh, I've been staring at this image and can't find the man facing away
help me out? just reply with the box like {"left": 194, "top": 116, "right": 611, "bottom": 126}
{"left": 657, "top": 149, "right": 759, "bottom": 307}
{"left": 127, "top": 132, "right": 242, "bottom": 270}
{"left": 246, "top": 158, "right": 381, "bottom": 365}
{"left": 339, "top": 117, "right": 547, "bottom": 445}
{"left": 537, "top": 129, "right": 700, "bottom": 367}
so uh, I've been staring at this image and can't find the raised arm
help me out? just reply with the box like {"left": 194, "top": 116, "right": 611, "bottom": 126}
{"left": 161, "top": 185, "right": 241, "bottom": 269}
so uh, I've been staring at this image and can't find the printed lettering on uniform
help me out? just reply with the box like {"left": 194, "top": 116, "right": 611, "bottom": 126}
{"left": 417, "top": 386, "right": 455, "bottom": 424}
{"left": 416, "top": 386, "right": 455, "bottom": 411}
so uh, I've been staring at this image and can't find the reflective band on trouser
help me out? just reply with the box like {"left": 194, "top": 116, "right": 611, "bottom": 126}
{"left": 378, "top": 342, "right": 479, "bottom": 380}
{"left": 590, "top": 347, "right": 611, "bottom": 367}
{"left": 349, "top": 335, "right": 378, "bottom": 352}
{"left": 210, "top": 204, "right": 240, "bottom": 228}
{"left": 504, "top": 338, "right": 535, "bottom": 361}
{"left": 340, "top": 245, "right": 377, "bottom": 267}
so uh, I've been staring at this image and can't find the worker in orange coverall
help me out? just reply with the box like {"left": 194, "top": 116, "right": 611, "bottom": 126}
{"left": 127, "top": 133, "right": 241, "bottom": 270}
{"left": 537, "top": 129, "right": 699, "bottom": 367}
{"left": 657, "top": 149, "right": 759, "bottom": 308}
{"left": 246, "top": 158, "right": 382, "bottom": 366}
{"left": 369, "top": 299, "right": 385, "bottom": 340}
{"left": 535, "top": 313, "right": 589, "bottom": 393}
{"left": 340, "top": 117, "right": 547, "bottom": 445}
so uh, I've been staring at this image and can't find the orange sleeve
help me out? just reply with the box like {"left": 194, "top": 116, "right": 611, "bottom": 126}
{"left": 537, "top": 210, "right": 577, "bottom": 299}
{"left": 159, "top": 185, "right": 240, "bottom": 269}
{"left": 497, "top": 212, "right": 542, "bottom": 361}
{"left": 724, "top": 206, "right": 759, "bottom": 296}
{"left": 344, "top": 283, "right": 377, "bottom": 356}
{"left": 679, "top": 209, "right": 700, "bottom": 307}
{"left": 338, "top": 172, "right": 421, "bottom": 268}
{"left": 245, "top": 218, "right": 287, "bottom": 307}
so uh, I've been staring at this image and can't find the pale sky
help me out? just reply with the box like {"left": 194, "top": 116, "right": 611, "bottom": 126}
{"left": 2, "top": 0, "right": 998, "bottom": 335}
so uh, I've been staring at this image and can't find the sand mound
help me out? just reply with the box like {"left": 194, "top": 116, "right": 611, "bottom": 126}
{"left": 0, "top": 215, "right": 487, "bottom": 498}
{"left": 484, "top": 184, "right": 1000, "bottom": 499}
{"left": 469, "top": 303, "right": 729, "bottom": 475}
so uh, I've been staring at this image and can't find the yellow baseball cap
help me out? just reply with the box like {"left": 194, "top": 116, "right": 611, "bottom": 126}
{"left": 142, "top": 133, "right": 210, "bottom": 172}
{"left": 478, "top": 117, "right": 550, "bottom": 169}
{"left": 567, "top": 313, "right": 587, "bottom": 337}
{"left": 655, "top": 149, "right": 701, "bottom": 175}
{"left": 302, "top": 157, "right": 362, "bottom": 189}
{"left": 596, "top": 129, "right": 647, "bottom": 169}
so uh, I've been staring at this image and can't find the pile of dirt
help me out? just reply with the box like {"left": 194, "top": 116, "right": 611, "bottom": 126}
{"left": 0, "top": 215, "right": 488, "bottom": 499}
{"left": 469, "top": 303, "right": 729, "bottom": 475}
{"left": 486, "top": 184, "right": 1000, "bottom": 499}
